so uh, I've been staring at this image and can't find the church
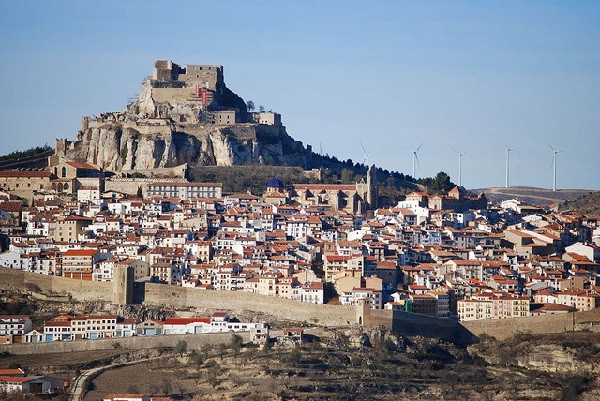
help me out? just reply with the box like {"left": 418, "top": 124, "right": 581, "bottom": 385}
{"left": 262, "top": 165, "right": 378, "bottom": 214}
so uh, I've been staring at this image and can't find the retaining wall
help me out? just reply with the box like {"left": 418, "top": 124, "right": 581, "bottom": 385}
{"left": 1, "top": 332, "right": 249, "bottom": 355}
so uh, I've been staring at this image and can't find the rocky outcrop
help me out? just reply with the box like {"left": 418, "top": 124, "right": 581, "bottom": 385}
{"left": 65, "top": 121, "right": 310, "bottom": 172}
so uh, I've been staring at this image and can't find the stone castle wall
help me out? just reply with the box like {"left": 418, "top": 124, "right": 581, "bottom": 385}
{"left": 462, "top": 309, "right": 600, "bottom": 340}
{"left": 0, "top": 268, "right": 112, "bottom": 302}
{"left": 0, "top": 268, "right": 355, "bottom": 327}
{"left": 142, "top": 282, "right": 356, "bottom": 326}
{"left": 1, "top": 332, "right": 247, "bottom": 355}
{"left": 4, "top": 268, "right": 599, "bottom": 342}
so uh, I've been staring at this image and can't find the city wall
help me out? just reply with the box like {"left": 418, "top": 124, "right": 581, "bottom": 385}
{"left": 391, "top": 310, "right": 473, "bottom": 347}
{"left": 358, "top": 305, "right": 473, "bottom": 347}
{"left": 142, "top": 282, "right": 356, "bottom": 326}
{"left": 0, "top": 269, "right": 355, "bottom": 327}
{"left": 0, "top": 268, "right": 112, "bottom": 302}
{"left": 462, "top": 308, "right": 600, "bottom": 341}
{"left": 1, "top": 332, "right": 248, "bottom": 355}
{"left": 4, "top": 268, "right": 600, "bottom": 342}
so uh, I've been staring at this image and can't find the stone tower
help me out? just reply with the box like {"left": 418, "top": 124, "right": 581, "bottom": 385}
{"left": 112, "top": 264, "right": 134, "bottom": 305}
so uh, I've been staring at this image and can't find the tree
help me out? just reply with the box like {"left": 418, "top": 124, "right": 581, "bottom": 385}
{"left": 259, "top": 105, "right": 265, "bottom": 112}
{"left": 340, "top": 169, "right": 355, "bottom": 184}
{"left": 217, "top": 342, "right": 227, "bottom": 359}
{"left": 288, "top": 346, "right": 302, "bottom": 366}
{"left": 175, "top": 339, "right": 187, "bottom": 357}
{"left": 263, "top": 341, "right": 273, "bottom": 353}
{"left": 231, "top": 334, "right": 244, "bottom": 355}
{"left": 246, "top": 100, "right": 255, "bottom": 112}
{"left": 192, "top": 353, "right": 205, "bottom": 372}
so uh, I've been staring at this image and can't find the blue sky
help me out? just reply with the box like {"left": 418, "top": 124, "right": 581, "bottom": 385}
{"left": 1, "top": 1, "right": 599, "bottom": 189}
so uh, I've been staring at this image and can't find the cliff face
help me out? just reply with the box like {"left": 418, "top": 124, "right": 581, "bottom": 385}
{"left": 65, "top": 121, "right": 310, "bottom": 172}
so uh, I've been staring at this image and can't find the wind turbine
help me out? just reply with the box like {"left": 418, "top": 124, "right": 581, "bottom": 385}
{"left": 451, "top": 146, "right": 466, "bottom": 187}
{"left": 412, "top": 142, "right": 424, "bottom": 178}
{"left": 547, "top": 143, "right": 561, "bottom": 191}
{"left": 359, "top": 141, "right": 370, "bottom": 166}
{"left": 504, "top": 144, "right": 514, "bottom": 188}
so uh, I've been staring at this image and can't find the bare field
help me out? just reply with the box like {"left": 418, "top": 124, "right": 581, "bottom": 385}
{"left": 0, "top": 349, "right": 128, "bottom": 370}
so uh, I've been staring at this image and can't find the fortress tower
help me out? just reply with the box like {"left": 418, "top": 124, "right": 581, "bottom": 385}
{"left": 112, "top": 264, "right": 134, "bottom": 305}
{"left": 152, "top": 60, "right": 224, "bottom": 91}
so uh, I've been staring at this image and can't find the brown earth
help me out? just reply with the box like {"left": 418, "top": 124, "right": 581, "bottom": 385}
{"left": 471, "top": 186, "right": 593, "bottom": 207}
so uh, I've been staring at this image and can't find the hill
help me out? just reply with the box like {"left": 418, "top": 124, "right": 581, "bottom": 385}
{"left": 470, "top": 186, "right": 593, "bottom": 207}
{"left": 559, "top": 191, "right": 600, "bottom": 215}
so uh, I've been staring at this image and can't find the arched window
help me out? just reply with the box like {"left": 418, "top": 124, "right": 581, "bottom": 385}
{"left": 61, "top": 167, "right": 67, "bottom": 178}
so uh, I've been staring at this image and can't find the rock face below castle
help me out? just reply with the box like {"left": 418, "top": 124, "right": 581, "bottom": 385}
{"left": 53, "top": 61, "right": 311, "bottom": 173}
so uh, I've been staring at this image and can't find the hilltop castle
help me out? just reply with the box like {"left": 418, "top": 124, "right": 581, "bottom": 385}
{"left": 50, "top": 60, "right": 311, "bottom": 174}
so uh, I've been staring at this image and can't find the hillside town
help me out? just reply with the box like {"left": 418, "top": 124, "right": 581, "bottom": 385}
{"left": 0, "top": 162, "right": 599, "bottom": 338}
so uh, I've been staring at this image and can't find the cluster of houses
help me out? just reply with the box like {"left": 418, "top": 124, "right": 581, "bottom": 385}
{"left": 0, "top": 311, "right": 266, "bottom": 344}
{"left": 0, "top": 165, "right": 599, "bottom": 323}
{"left": 0, "top": 368, "right": 63, "bottom": 395}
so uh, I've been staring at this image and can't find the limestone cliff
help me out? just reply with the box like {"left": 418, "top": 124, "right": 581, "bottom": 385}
{"left": 63, "top": 119, "right": 310, "bottom": 172}
{"left": 54, "top": 60, "right": 312, "bottom": 173}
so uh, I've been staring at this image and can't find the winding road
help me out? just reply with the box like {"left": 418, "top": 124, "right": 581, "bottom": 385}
{"left": 70, "top": 356, "right": 163, "bottom": 401}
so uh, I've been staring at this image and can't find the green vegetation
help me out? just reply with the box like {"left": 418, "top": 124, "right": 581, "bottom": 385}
{"left": 120, "top": 145, "right": 128, "bottom": 165}
{"left": 416, "top": 171, "right": 455, "bottom": 195}
{"left": 190, "top": 164, "right": 455, "bottom": 206}
{"left": 0, "top": 144, "right": 52, "bottom": 164}
{"left": 175, "top": 340, "right": 188, "bottom": 357}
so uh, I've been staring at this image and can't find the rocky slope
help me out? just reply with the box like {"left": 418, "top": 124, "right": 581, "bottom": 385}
{"left": 65, "top": 120, "right": 311, "bottom": 172}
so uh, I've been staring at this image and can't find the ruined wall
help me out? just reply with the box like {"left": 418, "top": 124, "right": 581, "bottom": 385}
{"left": 1, "top": 332, "right": 248, "bottom": 355}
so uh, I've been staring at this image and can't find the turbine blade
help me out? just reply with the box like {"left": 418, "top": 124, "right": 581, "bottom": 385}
{"left": 416, "top": 141, "right": 425, "bottom": 152}
{"left": 450, "top": 145, "right": 459, "bottom": 154}
{"left": 359, "top": 140, "right": 367, "bottom": 153}
{"left": 415, "top": 153, "right": 420, "bottom": 170}
{"left": 546, "top": 142, "right": 556, "bottom": 152}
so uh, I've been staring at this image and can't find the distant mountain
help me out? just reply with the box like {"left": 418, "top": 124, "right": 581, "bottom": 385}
{"left": 470, "top": 186, "right": 594, "bottom": 207}
{"left": 559, "top": 191, "right": 600, "bottom": 215}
